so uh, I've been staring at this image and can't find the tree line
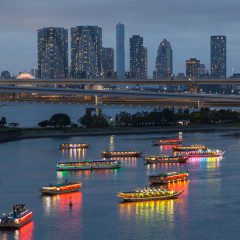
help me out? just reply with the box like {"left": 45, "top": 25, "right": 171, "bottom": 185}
{"left": 37, "top": 108, "right": 240, "bottom": 129}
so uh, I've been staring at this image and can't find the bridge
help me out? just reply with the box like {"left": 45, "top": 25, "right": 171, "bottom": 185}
{"left": 0, "top": 78, "right": 240, "bottom": 86}
{"left": 1, "top": 85, "right": 240, "bottom": 107}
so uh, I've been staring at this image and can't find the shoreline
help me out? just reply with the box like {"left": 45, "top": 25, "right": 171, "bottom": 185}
{"left": 0, "top": 125, "right": 240, "bottom": 143}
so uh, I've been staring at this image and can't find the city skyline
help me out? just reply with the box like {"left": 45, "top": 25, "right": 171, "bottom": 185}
{"left": 1, "top": 0, "right": 240, "bottom": 76}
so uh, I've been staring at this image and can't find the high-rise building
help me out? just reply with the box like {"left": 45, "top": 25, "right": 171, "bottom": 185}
{"left": 116, "top": 23, "right": 125, "bottom": 80}
{"left": 38, "top": 27, "right": 68, "bottom": 79}
{"left": 71, "top": 26, "right": 103, "bottom": 79}
{"left": 211, "top": 36, "right": 226, "bottom": 78}
{"left": 1, "top": 71, "right": 11, "bottom": 79}
{"left": 102, "top": 47, "right": 114, "bottom": 78}
{"left": 129, "top": 35, "right": 147, "bottom": 79}
{"left": 155, "top": 39, "right": 173, "bottom": 79}
{"left": 186, "top": 58, "right": 200, "bottom": 78}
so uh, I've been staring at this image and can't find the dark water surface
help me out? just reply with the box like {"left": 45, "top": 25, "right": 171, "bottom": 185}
{"left": 0, "top": 131, "right": 239, "bottom": 240}
{"left": 0, "top": 102, "right": 154, "bottom": 127}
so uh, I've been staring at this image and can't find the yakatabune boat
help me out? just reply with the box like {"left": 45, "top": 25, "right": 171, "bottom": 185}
{"left": 152, "top": 138, "right": 182, "bottom": 146}
{"left": 144, "top": 155, "right": 189, "bottom": 164}
{"left": 40, "top": 182, "right": 82, "bottom": 195}
{"left": 56, "top": 160, "right": 122, "bottom": 171}
{"left": 149, "top": 172, "right": 189, "bottom": 185}
{"left": 117, "top": 188, "right": 184, "bottom": 202}
{"left": 60, "top": 143, "right": 90, "bottom": 150}
{"left": 183, "top": 149, "right": 224, "bottom": 158}
{"left": 101, "top": 151, "right": 142, "bottom": 158}
{"left": 172, "top": 145, "right": 208, "bottom": 151}
{"left": 0, "top": 204, "right": 32, "bottom": 229}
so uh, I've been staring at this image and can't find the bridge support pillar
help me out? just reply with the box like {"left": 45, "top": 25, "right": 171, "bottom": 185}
{"left": 189, "top": 84, "right": 199, "bottom": 94}
{"left": 94, "top": 95, "right": 103, "bottom": 116}
{"left": 197, "top": 100, "right": 204, "bottom": 108}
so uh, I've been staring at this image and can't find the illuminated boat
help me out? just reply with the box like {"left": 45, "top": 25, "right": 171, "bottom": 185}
{"left": 60, "top": 143, "right": 90, "bottom": 150}
{"left": 145, "top": 155, "right": 189, "bottom": 164}
{"left": 183, "top": 149, "right": 224, "bottom": 158}
{"left": 40, "top": 182, "right": 82, "bottom": 195}
{"left": 153, "top": 138, "right": 182, "bottom": 146}
{"left": 101, "top": 151, "right": 142, "bottom": 158}
{"left": 0, "top": 204, "right": 32, "bottom": 229}
{"left": 117, "top": 187, "right": 184, "bottom": 202}
{"left": 172, "top": 145, "right": 208, "bottom": 151}
{"left": 149, "top": 172, "right": 189, "bottom": 185}
{"left": 56, "top": 160, "right": 122, "bottom": 171}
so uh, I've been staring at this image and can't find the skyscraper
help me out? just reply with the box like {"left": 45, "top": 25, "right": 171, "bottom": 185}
{"left": 155, "top": 39, "right": 173, "bottom": 79}
{"left": 102, "top": 47, "right": 114, "bottom": 78}
{"left": 211, "top": 36, "right": 226, "bottom": 78}
{"left": 116, "top": 23, "right": 125, "bottom": 80}
{"left": 38, "top": 27, "right": 68, "bottom": 79}
{"left": 186, "top": 58, "right": 200, "bottom": 77}
{"left": 71, "top": 26, "right": 103, "bottom": 79}
{"left": 129, "top": 35, "right": 147, "bottom": 79}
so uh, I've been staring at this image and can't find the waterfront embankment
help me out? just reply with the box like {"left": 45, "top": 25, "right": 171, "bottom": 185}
{"left": 0, "top": 124, "right": 240, "bottom": 143}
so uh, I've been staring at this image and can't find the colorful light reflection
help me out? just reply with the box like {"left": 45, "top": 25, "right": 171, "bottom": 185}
{"left": 42, "top": 191, "right": 82, "bottom": 216}
{"left": 0, "top": 221, "right": 34, "bottom": 240}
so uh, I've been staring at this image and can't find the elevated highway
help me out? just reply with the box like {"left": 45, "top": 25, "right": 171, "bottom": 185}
{"left": 0, "top": 85, "right": 240, "bottom": 105}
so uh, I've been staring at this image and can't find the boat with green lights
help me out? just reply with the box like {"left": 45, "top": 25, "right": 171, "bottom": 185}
{"left": 40, "top": 181, "right": 82, "bottom": 195}
{"left": 145, "top": 155, "right": 189, "bottom": 164}
{"left": 56, "top": 160, "right": 122, "bottom": 171}
{"left": 149, "top": 172, "right": 189, "bottom": 185}
{"left": 117, "top": 187, "right": 184, "bottom": 202}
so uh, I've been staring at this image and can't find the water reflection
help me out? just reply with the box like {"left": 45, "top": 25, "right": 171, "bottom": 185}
{"left": 146, "top": 163, "right": 187, "bottom": 176}
{"left": 189, "top": 157, "right": 222, "bottom": 169}
{"left": 119, "top": 200, "right": 175, "bottom": 226}
{"left": 109, "top": 135, "right": 115, "bottom": 151}
{"left": 57, "top": 169, "right": 120, "bottom": 181}
{"left": 159, "top": 145, "right": 181, "bottom": 153}
{"left": 0, "top": 222, "right": 34, "bottom": 240}
{"left": 42, "top": 192, "right": 82, "bottom": 216}
{"left": 61, "top": 149, "right": 87, "bottom": 161}
{"left": 167, "top": 181, "right": 189, "bottom": 198}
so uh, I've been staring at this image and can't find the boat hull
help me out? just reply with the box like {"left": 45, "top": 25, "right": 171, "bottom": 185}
{"left": 149, "top": 177, "right": 189, "bottom": 185}
{"left": 118, "top": 190, "right": 184, "bottom": 202}
{"left": 0, "top": 219, "right": 31, "bottom": 229}
{"left": 145, "top": 159, "right": 188, "bottom": 164}
{"left": 102, "top": 154, "right": 142, "bottom": 158}
{"left": 57, "top": 165, "right": 121, "bottom": 171}
{"left": 40, "top": 187, "right": 81, "bottom": 195}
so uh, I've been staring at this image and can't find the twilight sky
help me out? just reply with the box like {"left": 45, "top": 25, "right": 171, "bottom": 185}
{"left": 1, "top": 0, "right": 240, "bottom": 76}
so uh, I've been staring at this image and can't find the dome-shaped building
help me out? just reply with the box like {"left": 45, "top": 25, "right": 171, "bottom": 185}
{"left": 16, "top": 72, "right": 35, "bottom": 79}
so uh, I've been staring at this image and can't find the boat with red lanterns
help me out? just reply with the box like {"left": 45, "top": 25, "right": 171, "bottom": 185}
{"left": 0, "top": 204, "right": 32, "bottom": 229}
{"left": 153, "top": 138, "right": 182, "bottom": 146}
{"left": 40, "top": 181, "right": 82, "bottom": 195}
{"left": 101, "top": 151, "right": 142, "bottom": 158}
{"left": 145, "top": 155, "right": 189, "bottom": 164}
{"left": 172, "top": 145, "right": 208, "bottom": 151}
{"left": 60, "top": 143, "right": 90, "bottom": 150}
{"left": 149, "top": 172, "right": 189, "bottom": 185}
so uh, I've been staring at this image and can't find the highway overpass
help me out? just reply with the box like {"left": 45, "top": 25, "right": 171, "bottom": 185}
{"left": 0, "top": 85, "right": 240, "bottom": 105}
